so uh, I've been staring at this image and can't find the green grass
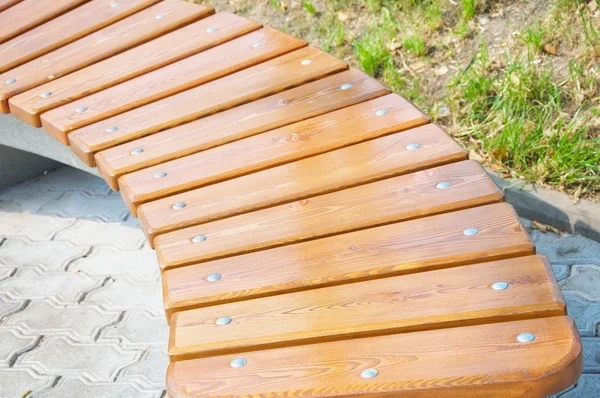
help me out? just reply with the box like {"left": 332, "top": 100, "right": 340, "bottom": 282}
{"left": 450, "top": 45, "right": 599, "bottom": 193}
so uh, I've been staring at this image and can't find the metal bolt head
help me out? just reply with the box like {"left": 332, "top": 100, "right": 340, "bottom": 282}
{"left": 229, "top": 358, "right": 247, "bottom": 368}
{"left": 40, "top": 91, "right": 52, "bottom": 98}
{"left": 252, "top": 42, "right": 263, "bottom": 48}
{"left": 206, "top": 27, "right": 216, "bottom": 33}
{"left": 340, "top": 83, "right": 353, "bottom": 90}
{"left": 172, "top": 202, "right": 186, "bottom": 210}
{"left": 361, "top": 368, "right": 378, "bottom": 379}
{"left": 463, "top": 228, "right": 479, "bottom": 236}
{"left": 4, "top": 78, "right": 16, "bottom": 84}
{"left": 375, "top": 109, "right": 388, "bottom": 116}
{"left": 516, "top": 333, "right": 535, "bottom": 343}
{"left": 206, "top": 273, "right": 221, "bottom": 282}
{"left": 110, "top": 2, "right": 120, "bottom": 8}
{"left": 105, "top": 126, "right": 118, "bottom": 133}
{"left": 155, "top": 13, "right": 165, "bottom": 20}
{"left": 216, "top": 316, "right": 232, "bottom": 326}
{"left": 405, "top": 143, "right": 420, "bottom": 150}
{"left": 436, "top": 181, "right": 451, "bottom": 189}
{"left": 191, "top": 235, "right": 206, "bottom": 243}
{"left": 75, "top": 106, "right": 87, "bottom": 113}
{"left": 154, "top": 171, "right": 167, "bottom": 179}
{"left": 491, "top": 281, "right": 509, "bottom": 291}
{"left": 301, "top": 59, "right": 312, "bottom": 65}
{"left": 130, "top": 148, "right": 143, "bottom": 155}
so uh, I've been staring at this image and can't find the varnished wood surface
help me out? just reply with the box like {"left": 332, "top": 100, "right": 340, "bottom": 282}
{"left": 139, "top": 124, "right": 465, "bottom": 244}
{"left": 169, "top": 255, "right": 565, "bottom": 360}
{"left": 0, "top": 0, "right": 211, "bottom": 114}
{"left": 65, "top": 46, "right": 348, "bottom": 159}
{"left": 162, "top": 203, "right": 534, "bottom": 317}
{"left": 167, "top": 316, "right": 582, "bottom": 397}
{"left": 0, "top": 0, "right": 88, "bottom": 45}
{"left": 155, "top": 160, "right": 503, "bottom": 270}
{"left": 0, "top": 0, "right": 22, "bottom": 13}
{"left": 119, "top": 94, "right": 429, "bottom": 215}
{"left": 0, "top": 0, "right": 159, "bottom": 75}
{"left": 95, "top": 69, "right": 389, "bottom": 185}
{"left": 9, "top": 12, "right": 257, "bottom": 127}
{"left": 39, "top": 27, "right": 306, "bottom": 137}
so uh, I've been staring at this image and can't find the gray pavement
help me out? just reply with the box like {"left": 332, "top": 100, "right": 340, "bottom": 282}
{"left": 0, "top": 166, "right": 598, "bottom": 398}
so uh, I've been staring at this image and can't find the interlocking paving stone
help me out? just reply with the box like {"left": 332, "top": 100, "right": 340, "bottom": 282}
{"left": 0, "top": 268, "right": 104, "bottom": 303}
{"left": 532, "top": 229, "right": 600, "bottom": 266}
{"left": 0, "top": 238, "right": 88, "bottom": 271}
{"left": 100, "top": 311, "right": 168, "bottom": 349}
{"left": 39, "top": 192, "right": 129, "bottom": 222}
{"left": 560, "top": 265, "right": 600, "bottom": 302}
{"left": 17, "top": 336, "right": 140, "bottom": 382}
{"left": 563, "top": 293, "right": 600, "bottom": 337}
{"left": 70, "top": 246, "right": 160, "bottom": 282}
{"left": 35, "top": 377, "right": 160, "bottom": 398}
{"left": 581, "top": 338, "right": 600, "bottom": 373}
{"left": 53, "top": 218, "right": 146, "bottom": 250}
{"left": 0, "top": 202, "right": 74, "bottom": 241}
{"left": 2, "top": 299, "right": 120, "bottom": 342}
{"left": 0, "top": 330, "right": 38, "bottom": 368}
{"left": 0, "top": 293, "right": 25, "bottom": 320}
{"left": 0, "top": 368, "right": 54, "bottom": 398}
{"left": 118, "top": 349, "right": 170, "bottom": 390}
{"left": 86, "top": 279, "right": 164, "bottom": 317}
{"left": 557, "top": 375, "right": 600, "bottom": 397}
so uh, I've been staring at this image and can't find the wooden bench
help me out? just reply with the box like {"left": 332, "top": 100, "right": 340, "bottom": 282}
{"left": 0, "top": 1, "right": 583, "bottom": 397}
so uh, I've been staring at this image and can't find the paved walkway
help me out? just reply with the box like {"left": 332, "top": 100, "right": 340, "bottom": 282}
{"left": 0, "top": 167, "right": 598, "bottom": 397}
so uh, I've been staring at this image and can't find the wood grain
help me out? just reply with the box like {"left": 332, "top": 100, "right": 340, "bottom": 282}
{"left": 0, "top": 0, "right": 212, "bottom": 114}
{"left": 155, "top": 160, "right": 503, "bottom": 270}
{"left": 39, "top": 27, "right": 306, "bottom": 138}
{"left": 65, "top": 46, "right": 348, "bottom": 157}
{"left": 0, "top": 0, "right": 160, "bottom": 75}
{"left": 9, "top": 12, "right": 258, "bottom": 126}
{"left": 139, "top": 124, "right": 465, "bottom": 245}
{"left": 0, "top": 0, "right": 22, "bottom": 13}
{"left": 168, "top": 254, "right": 565, "bottom": 360}
{"left": 119, "top": 93, "right": 429, "bottom": 215}
{"left": 162, "top": 203, "right": 534, "bottom": 317}
{"left": 0, "top": 0, "right": 89, "bottom": 45}
{"left": 95, "top": 68, "right": 389, "bottom": 183}
{"left": 167, "top": 316, "right": 582, "bottom": 397}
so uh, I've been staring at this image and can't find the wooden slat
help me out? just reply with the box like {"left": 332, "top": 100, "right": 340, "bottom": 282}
{"left": 64, "top": 46, "right": 348, "bottom": 157}
{"left": 168, "top": 254, "right": 565, "bottom": 360}
{"left": 0, "top": 0, "right": 160, "bottom": 75}
{"left": 94, "top": 69, "right": 389, "bottom": 183}
{"left": 155, "top": 160, "right": 504, "bottom": 270}
{"left": 139, "top": 124, "right": 466, "bottom": 244}
{"left": 0, "top": 0, "right": 212, "bottom": 114}
{"left": 9, "top": 12, "right": 258, "bottom": 127}
{"left": 167, "top": 316, "right": 582, "bottom": 398}
{"left": 0, "top": 0, "right": 22, "bottom": 13}
{"left": 0, "top": 0, "right": 89, "bottom": 45}
{"left": 37, "top": 27, "right": 306, "bottom": 139}
{"left": 119, "top": 94, "right": 429, "bottom": 215}
{"left": 162, "top": 203, "right": 534, "bottom": 317}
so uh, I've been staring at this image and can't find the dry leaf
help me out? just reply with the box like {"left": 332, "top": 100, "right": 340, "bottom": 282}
{"left": 337, "top": 12, "right": 349, "bottom": 22}
{"left": 388, "top": 38, "right": 401, "bottom": 52}
{"left": 589, "top": 0, "right": 598, "bottom": 12}
{"left": 408, "top": 61, "right": 427, "bottom": 71}
{"left": 543, "top": 44, "right": 559, "bottom": 55}
{"left": 531, "top": 220, "right": 562, "bottom": 235}
{"left": 435, "top": 65, "right": 449, "bottom": 76}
